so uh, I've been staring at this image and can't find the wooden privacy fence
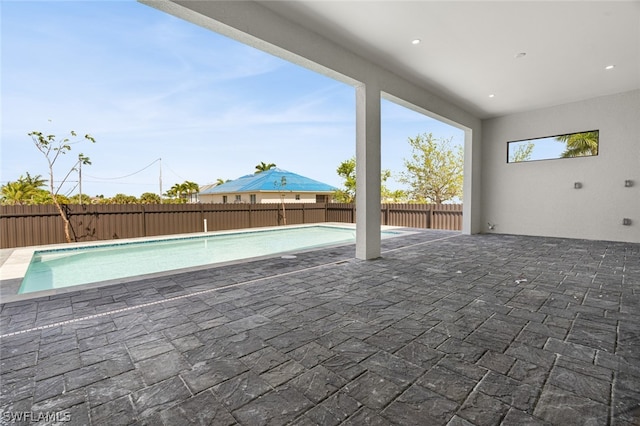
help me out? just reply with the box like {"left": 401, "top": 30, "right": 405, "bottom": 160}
{"left": 327, "top": 203, "right": 463, "bottom": 230}
{"left": 0, "top": 203, "right": 462, "bottom": 248}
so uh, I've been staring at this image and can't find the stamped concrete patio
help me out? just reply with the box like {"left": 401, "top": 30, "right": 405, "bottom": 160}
{"left": 1, "top": 229, "right": 639, "bottom": 425}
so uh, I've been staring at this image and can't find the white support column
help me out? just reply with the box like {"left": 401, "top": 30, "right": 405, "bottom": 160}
{"left": 462, "top": 127, "right": 482, "bottom": 234}
{"left": 355, "top": 83, "right": 381, "bottom": 260}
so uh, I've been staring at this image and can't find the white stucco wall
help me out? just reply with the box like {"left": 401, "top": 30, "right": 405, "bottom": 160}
{"left": 198, "top": 192, "right": 325, "bottom": 204}
{"left": 259, "top": 193, "right": 318, "bottom": 204}
{"left": 481, "top": 90, "right": 640, "bottom": 243}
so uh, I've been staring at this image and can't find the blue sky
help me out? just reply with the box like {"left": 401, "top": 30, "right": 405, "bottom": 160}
{"left": 1, "top": 0, "right": 464, "bottom": 198}
{"left": 508, "top": 137, "right": 567, "bottom": 162}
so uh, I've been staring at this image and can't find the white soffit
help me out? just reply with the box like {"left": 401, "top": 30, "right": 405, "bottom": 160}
{"left": 260, "top": 1, "right": 640, "bottom": 119}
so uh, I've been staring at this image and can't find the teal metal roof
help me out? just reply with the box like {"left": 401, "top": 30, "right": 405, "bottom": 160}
{"left": 200, "top": 168, "right": 337, "bottom": 194}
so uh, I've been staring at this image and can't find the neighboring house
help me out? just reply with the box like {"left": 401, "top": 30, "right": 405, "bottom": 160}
{"left": 196, "top": 183, "right": 217, "bottom": 202}
{"left": 199, "top": 168, "right": 337, "bottom": 204}
{"left": 198, "top": 183, "right": 218, "bottom": 194}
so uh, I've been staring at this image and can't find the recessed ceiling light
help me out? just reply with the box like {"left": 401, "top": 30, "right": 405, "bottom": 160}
{"left": 489, "top": 94, "right": 495, "bottom": 98}
{"left": 411, "top": 39, "right": 421, "bottom": 45}
{"left": 515, "top": 52, "right": 527, "bottom": 59}
{"left": 605, "top": 65, "right": 615, "bottom": 70}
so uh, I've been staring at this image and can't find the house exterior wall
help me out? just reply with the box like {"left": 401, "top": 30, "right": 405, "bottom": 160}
{"left": 481, "top": 90, "right": 640, "bottom": 243}
{"left": 198, "top": 192, "right": 326, "bottom": 204}
{"left": 258, "top": 193, "right": 317, "bottom": 203}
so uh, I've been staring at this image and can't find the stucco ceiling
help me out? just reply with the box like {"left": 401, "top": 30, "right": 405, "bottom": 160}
{"left": 260, "top": 1, "right": 640, "bottom": 119}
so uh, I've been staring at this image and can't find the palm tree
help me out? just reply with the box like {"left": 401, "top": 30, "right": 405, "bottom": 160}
{"left": 139, "top": 192, "right": 161, "bottom": 204}
{"left": 1, "top": 181, "right": 32, "bottom": 205}
{"left": 216, "top": 178, "right": 226, "bottom": 185}
{"left": 0, "top": 173, "right": 46, "bottom": 205}
{"left": 556, "top": 131, "right": 599, "bottom": 158}
{"left": 164, "top": 186, "right": 177, "bottom": 199}
{"left": 183, "top": 180, "right": 199, "bottom": 203}
{"left": 168, "top": 183, "right": 187, "bottom": 200}
{"left": 21, "top": 172, "right": 46, "bottom": 190}
{"left": 110, "top": 193, "right": 138, "bottom": 204}
{"left": 255, "top": 162, "right": 276, "bottom": 173}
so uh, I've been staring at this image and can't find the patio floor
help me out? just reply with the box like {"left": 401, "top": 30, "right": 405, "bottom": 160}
{"left": 1, "top": 229, "right": 639, "bottom": 425}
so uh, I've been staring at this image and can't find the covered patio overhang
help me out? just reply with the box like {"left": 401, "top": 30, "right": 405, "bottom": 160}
{"left": 141, "top": 0, "right": 639, "bottom": 248}
{"left": 140, "top": 0, "right": 483, "bottom": 260}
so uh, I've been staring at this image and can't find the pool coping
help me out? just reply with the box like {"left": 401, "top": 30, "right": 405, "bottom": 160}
{"left": 0, "top": 223, "right": 413, "bottom": 303}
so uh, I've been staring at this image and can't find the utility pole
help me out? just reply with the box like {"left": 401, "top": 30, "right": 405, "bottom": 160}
{"left": 78, "top": 159, "right": 83, "bottom": 204}
{"left": 159, "top": 157, "right": 163, "bottom": 203}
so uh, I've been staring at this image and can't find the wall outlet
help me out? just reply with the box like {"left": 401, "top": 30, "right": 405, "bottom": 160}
{"left": 623, "top": 218, "right": 632, "bottom": 226}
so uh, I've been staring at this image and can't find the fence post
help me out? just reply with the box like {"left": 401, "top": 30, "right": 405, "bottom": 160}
{"left": 200, "top": 203, "right": 204, "bottom": 232}
{"left": 141, "top": 204, "right": 146, "bottom": 237}
{"left": 429, "top": 205, "right": 434, "bottom": 229}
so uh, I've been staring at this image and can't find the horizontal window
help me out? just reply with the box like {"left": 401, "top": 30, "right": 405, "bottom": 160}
{"left": 507, "top": 130, "right": 599, "bottom": 163}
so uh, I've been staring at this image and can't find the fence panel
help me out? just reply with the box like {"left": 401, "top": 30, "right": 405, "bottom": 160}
{"left": 0, "top": 203, "right": 462, "bottom": 248}
{"left": 384, "top": 204, "right": 429, "bottom": 228}
{"left": 281, "top": 204, "right": 305, "bottom": 226}
{"left": 250, "top": 204, "right": 279, "bottom": 228}
{"left": 431, "top": 204, "right": 463, "bottom": 230}
{"left": 302, "top": 204, "right": 326, "bottom": 224}
{"left": 1, "top": 205, "right": 62, "bottom": 247}
{"left": 143, "top": 204, "right": 202, "bottom": 236}
{"left": 70, "top": 204, "right": 144, "bottom": 241}
{"left": 326, "top": 203, "right": 356, "bottom": 223}
{"left": 203, "top": 204, "right": 251, "bottom": 231}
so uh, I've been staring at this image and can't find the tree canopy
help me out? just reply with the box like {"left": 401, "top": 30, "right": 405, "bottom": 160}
{"left": 255, "top": 162, "right": 276, "bottom": 173}
{"left": 28, "top": 129, "right": 95, "bottom": 242}
{"left": 398, "top": 133, "right": 463, "bottom": 204}
{"left": 334, "top": 158, "right": 357, "bottom": 203}
{"left": 0, "top": 173, "right": 46, "bottom": 205}
{"left": 164, "top": 180, "right": 199, "bottom": 203}
{"left": 557, "top": 131, "right": 599, "bottom": 158}
{"left": 509, "top": 141, "right": 535, "bottom": 163}
{"left": 333, "top": 157, "right": 403, "bottom": 203}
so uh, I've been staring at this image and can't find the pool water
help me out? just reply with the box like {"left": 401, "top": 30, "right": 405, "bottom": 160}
{"left": 20, "top": 226, "right": 388, "bottom": 294}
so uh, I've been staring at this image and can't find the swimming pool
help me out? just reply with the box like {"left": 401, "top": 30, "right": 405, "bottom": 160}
{"left": 19, "top": 225, "right": 396, "bottom": 294}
